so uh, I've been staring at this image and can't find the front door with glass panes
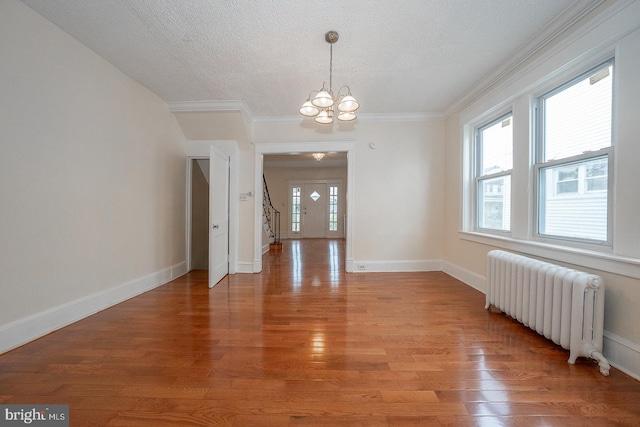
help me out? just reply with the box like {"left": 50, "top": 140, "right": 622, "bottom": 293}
{"left": 290, "top": 180, "right": 342, "bottom": 239}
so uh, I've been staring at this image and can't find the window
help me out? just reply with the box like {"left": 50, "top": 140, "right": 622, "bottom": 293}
{"left": 475, "top": 113, "right": 513, "bottom": 231}
{"left": 555, "top": 165, "right": 579, "bottom": 194}
{"left": 329, "top": 186, "right": 338, "bottom": 231}
{"left": 291, "top": 186, "right": 301, "bottom": 233}
{"left": 586, "top": 158, "right": 607, "bottom": 192}
{"left": 536, "top": 61, "right": 613, "bottom": 243}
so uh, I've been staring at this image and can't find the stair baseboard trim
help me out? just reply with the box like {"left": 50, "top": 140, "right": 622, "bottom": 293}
{"left": 0, "top": 261, "right": 187, "bottom": 355}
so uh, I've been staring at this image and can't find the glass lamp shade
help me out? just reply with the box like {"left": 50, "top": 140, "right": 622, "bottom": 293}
{"left": 337, "top": 111, "right": 357, "bottom": 121}
{"left": 299, "top": 101, "right": 320, "bottom": 117}
{"left": 338, "top": 95, "right": 359, "bottom": 112}
{"left": 314, "top": 109, "right": 334, "bottom": 124}
{"left": 311, "top": 90, "right": 334, "bottom": 108}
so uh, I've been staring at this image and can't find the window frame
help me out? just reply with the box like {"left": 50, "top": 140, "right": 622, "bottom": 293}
{"left": 533, "top": 59, "right": 614, "bottom": 246}
{"left": 473, "top": 112, "right": 513, "bottom": 234}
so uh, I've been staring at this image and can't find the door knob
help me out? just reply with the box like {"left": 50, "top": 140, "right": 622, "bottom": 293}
{"left": 212, "top": 224, "right": 219, "bottom": 229}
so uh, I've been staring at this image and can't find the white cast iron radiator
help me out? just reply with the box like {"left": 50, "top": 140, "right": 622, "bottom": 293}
{"left": 486, "top": 250, "right": 610, "bottom": 375}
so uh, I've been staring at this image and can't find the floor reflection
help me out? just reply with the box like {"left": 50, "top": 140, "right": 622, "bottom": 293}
{"left": 477, "top": 355, "right": 510, "bottom": 418}
{"left": 310, "top": 330, "right": 325, "bottom": 356}
{"left": 262, "top": 239, "right": 346, "bottom": 371}
{"left": 278, "top": 239, "right": 345, "bottom": 292}
{"left": 290, "top": 239, "right": 302, "bottom": 291}
{"left": 328, "top": 239, "right": 340, "bottom": 289}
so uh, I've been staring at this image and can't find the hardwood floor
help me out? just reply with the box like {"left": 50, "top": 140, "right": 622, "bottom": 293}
{"left": 1, "top": 239, "right": 639, "bottom": 426}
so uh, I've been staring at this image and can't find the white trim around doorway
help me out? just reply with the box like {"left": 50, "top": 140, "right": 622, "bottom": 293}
{"left": 186, "top": 140, "right": 240, "bottom": 275}
{"left": 254, "top": 141, "right": 356, "bottom": 273}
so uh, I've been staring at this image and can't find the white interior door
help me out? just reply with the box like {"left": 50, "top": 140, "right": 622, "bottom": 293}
{"left": 209, "top": 146, "right": 229, "bottom": 288}
{"left": 303, "top": 183, "right": 327, "bottom": 238}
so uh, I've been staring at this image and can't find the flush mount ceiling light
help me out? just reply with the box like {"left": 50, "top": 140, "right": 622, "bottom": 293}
{"left": 299, "top": 31, "right": 359, "bottom": 124}
{"left": 312, "top": 153, "right": 325, "bottom": 161}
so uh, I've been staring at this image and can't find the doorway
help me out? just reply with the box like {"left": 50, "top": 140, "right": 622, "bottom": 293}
{"left": 289, "top": 180, "right": 344, "bottom": 239}
{"left": 302, "top": 182, "right": 327, "bottom": 238}
{"left": 186, "top": 139, "right": 240, "bottom": 278}
{"left": 189, "top": 158, "right": 209, "bottom": 270}
{"left": 188, "top": 154, "right": 230, "bottom": 286}
{"left": 254, "top": 141, "right": 356, "bottom": 273}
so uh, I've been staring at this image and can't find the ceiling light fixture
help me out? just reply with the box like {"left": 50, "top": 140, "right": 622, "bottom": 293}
{"left": 299, "top": 31, "right": 359, "bottom": 124}
{"left": 312, "top": 153, "right": 325, "bottom": 161}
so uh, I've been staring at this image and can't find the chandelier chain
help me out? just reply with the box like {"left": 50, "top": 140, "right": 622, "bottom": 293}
{"left": 329, "top": 42, "right": 333, "bottom": 94}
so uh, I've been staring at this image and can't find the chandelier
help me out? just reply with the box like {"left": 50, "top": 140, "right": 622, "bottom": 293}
{"left": 299, "top": 31, "right": 359, "bottom": 124}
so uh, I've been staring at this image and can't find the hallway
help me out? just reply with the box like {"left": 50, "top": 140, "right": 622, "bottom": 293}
{"left": 1, "top": 239, "right": 639, "bottom": 426}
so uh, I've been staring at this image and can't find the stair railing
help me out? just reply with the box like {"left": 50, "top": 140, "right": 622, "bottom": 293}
{"left": 262, "top": 175, "right": 280, "bottom": 244}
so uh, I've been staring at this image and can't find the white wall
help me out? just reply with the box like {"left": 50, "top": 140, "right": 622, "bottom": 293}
{"left": 443, "top": 1, "right": 640, "bottom": 379}
{"left": 253, "top": 119, "right": 446, "bottom": 271}
{"left": 353, "top": 122, "right": 445, "bottom": 265}
{"left": 173, "top": 115, "right": 446, "bottom": 272}
{"left": 0, "top": 0, "right": 187, "bottom": 350}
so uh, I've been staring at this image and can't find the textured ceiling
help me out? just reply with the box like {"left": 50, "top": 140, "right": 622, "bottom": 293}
{"left": 22, "top": 0, "right": 589, "bottom": 119}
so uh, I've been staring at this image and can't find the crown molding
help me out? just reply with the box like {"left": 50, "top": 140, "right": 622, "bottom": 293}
{"left": 168, "top": 101, "right": 445, "bottom": 126}
{"left": 245, "top": 113, "right": 445, "bottom": 125}
{"left": 249, "top": 112, "right": 444, "bottom": 126}
{"left": 252, "top": 115, "right": 307, "bottom": 125}
{"left": 358, "top": 112, "right": 444, "bottom": 122}
{"left": 443, "top": 0, "right": 608, "bottom": 118}
{"left": 167, "top": 100, "right": 255, "bottom": 123}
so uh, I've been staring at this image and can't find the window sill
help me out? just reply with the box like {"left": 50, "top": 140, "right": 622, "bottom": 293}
{"left": 459, "top": 231, "right": 640, "bottom": 280}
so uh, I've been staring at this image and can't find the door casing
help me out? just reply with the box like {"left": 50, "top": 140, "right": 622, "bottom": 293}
{"left": 185, "top": 140, "right": 239, "bottom": 276}
{"left": 254, "top": 141, "right": 355, "bottom": 273}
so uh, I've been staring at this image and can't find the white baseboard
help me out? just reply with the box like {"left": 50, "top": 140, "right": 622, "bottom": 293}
{"left": 441, "top": 261, "right": 486, "bottom": 293}
{"left": 348, "top": 259, "right": 443, "bottom": 273}
{"left": 603, "top": 331, "right": 640, "bottom": 381}
{"left": 0, "top": 261, "right": 187, "bottom": 355}
{"left": 236, "top": 262, "right": 256, "bottom": 274}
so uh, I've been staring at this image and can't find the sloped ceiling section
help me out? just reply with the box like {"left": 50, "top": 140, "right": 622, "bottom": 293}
{"left": 173, "top": 111, "right": 251, "bottom": 143}
{"left": 22, "top": 0, "right": 602, "bottom": 120}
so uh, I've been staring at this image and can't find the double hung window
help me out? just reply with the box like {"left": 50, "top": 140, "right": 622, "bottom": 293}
{"left": 535, "top": 61, "right": 613, "bottom": 243}
{"left": 475, "top": 113, "right": 513, "bottom": 232}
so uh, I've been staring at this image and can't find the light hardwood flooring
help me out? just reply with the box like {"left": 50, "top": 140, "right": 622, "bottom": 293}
{"left": 1, "top": 239, "right": 639, "bottom": 426}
